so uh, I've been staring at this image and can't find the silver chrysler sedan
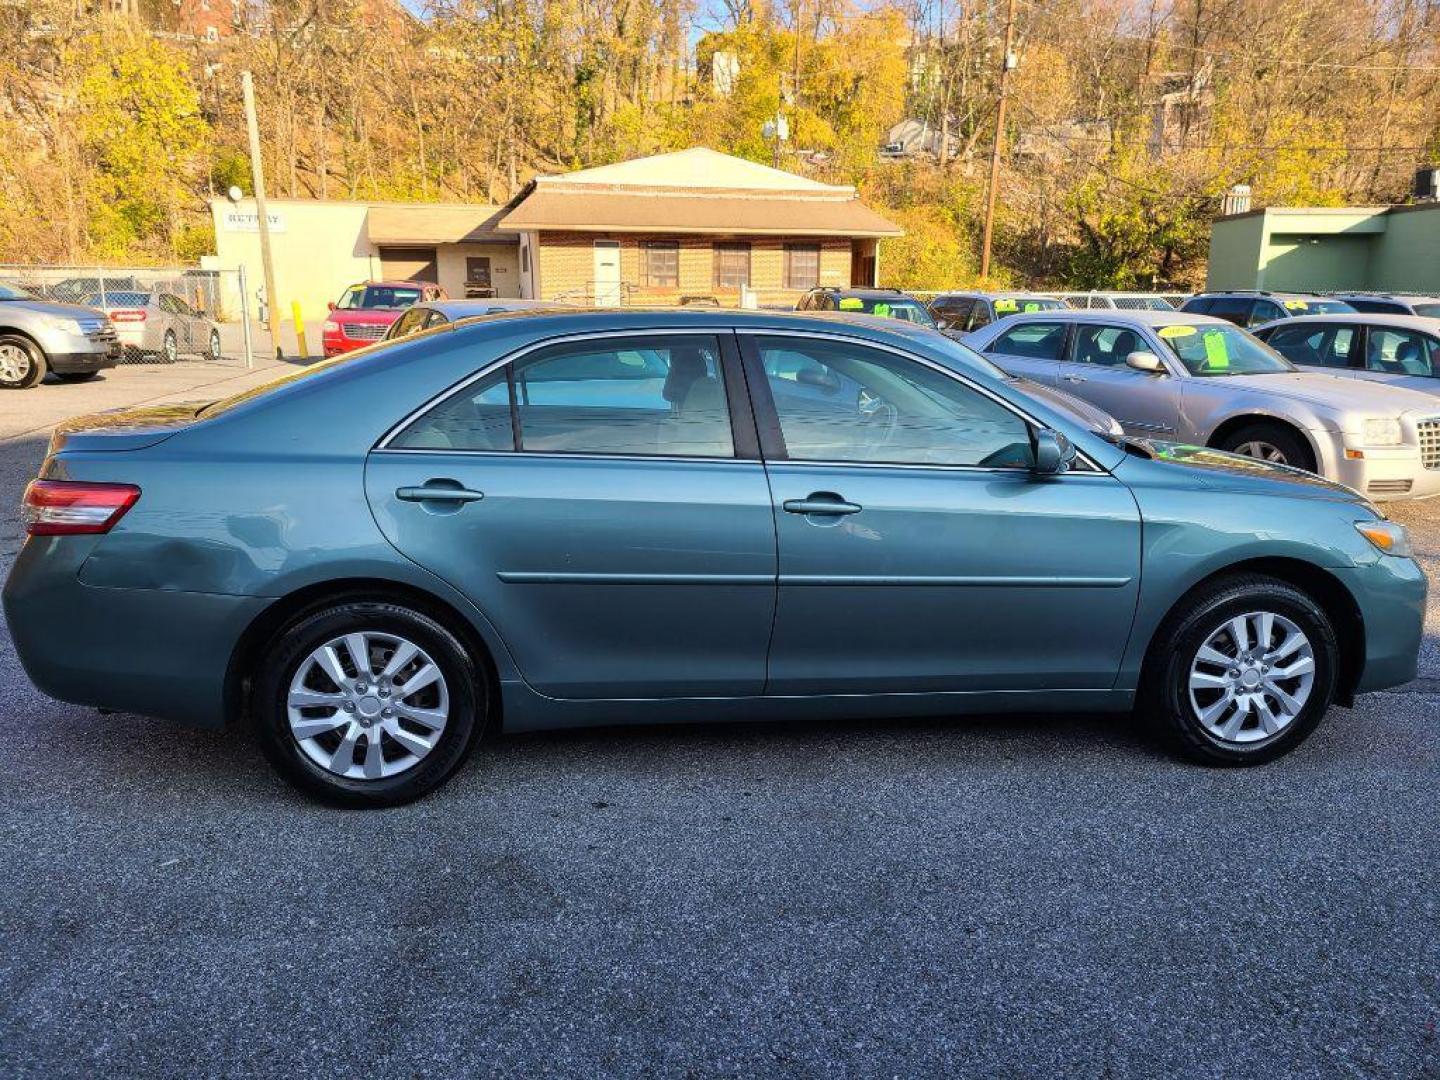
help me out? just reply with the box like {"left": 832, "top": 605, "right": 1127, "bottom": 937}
{"left": 964, "top": 310, "right": 1440, "bottom": 501}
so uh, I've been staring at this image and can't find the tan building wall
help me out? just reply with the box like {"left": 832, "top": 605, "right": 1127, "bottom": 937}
{"left": 534, "top": 231, "right": 854, "bottom": 307}
{"left": 434, "top": 243, "right": 522, "bottom": 300}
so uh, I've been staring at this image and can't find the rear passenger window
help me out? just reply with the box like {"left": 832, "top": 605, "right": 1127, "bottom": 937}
{"left": 1203, "top": 298, "right": 1253, "bottom": 326}
{"left": 393, "top": 336, "right": 735, "bottom": 457}
{"left": 987, "top": 321, "right": 1068, "bottom": 361}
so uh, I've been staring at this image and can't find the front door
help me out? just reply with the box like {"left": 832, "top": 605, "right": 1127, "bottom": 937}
{"left": 593, "top": 241, "right": 622, "bottom": 306}
{"left": 366, "top": 332, "right": 775, "bottom": 699}
{"left": 1058, "top": 323, "right": 1182, "bottom": 438}
{"left": 744, "top": 333, "right": 1141, "bottom": 695}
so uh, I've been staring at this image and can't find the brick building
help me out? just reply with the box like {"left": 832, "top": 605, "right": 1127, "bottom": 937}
{"left": 211, "top": 148, "right": 901, "bottom": 316}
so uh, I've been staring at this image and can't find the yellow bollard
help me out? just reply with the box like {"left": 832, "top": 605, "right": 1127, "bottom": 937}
{"left": 291, "top": 300, "right": 308, "bottom": 360}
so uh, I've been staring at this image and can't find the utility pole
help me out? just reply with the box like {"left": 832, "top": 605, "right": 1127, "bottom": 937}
{"left": 241, "top": 71, "right": 283, "bottom": 360}
{"left": 979, "top": 0, "right": 1018, "bottom": 281}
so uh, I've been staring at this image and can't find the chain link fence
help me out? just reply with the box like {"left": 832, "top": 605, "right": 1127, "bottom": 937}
{"left": 0, "top": 264, "right": 258, "bottom": 367}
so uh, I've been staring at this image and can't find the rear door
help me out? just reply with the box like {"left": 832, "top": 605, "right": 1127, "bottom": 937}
{"left": 366, "top": 330, "right": 777, "bottom": 699}
{"left": 980, "top": 318, "right": 1070, "bottom": 385}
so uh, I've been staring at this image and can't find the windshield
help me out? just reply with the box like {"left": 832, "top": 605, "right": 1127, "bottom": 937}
{"left": 1412, "top": 303, "right": 1440, "bottom": 318}
{"left": 337, "top": 285, "right": 423, "bottom": 310}
{"left": 1280, "top": 298, "right": 1355, "bottom": 315}
{"left": 835, "top": 296, "right": 936, "bottom": 326}
{"left": 1158, "top": 323, "right": 1295, "bottom": 376}
{"left": 994, "top": 297, "right": 1067, "bottom": 315}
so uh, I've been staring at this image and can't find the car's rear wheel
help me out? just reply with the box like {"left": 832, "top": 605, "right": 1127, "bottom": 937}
{"left": 0, "top": 335, "right": 46, "bottom": 389}
{"left": 1218, "top": 423, "right": 1316, "bottom": 472}
{"left": 205, "top": 329, "right": 221, "bottom": 361}
{"left": 253, "top": 601, "right": 486, "bottom": 807}
{"left": 160, "top": 330, "right": 179, "bottom": 364}
{"left": 1141, "top": 574, "right": 1338, "bottom": 766}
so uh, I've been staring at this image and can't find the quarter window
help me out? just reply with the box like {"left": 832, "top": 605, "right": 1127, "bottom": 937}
{"left": 756, "top": 337, "right": 1033, "bottom": 468}
{"left": 987, "top": 321, "right": 1068, "bottom": 361}
{"left": 713, "top": 243, "right": 751, "bottom": 290}
{"left": 783, "top": 244, "right": 821, "bottom": 290}
{"left": 642, "top": 242, "right": 679, "bottom": 288}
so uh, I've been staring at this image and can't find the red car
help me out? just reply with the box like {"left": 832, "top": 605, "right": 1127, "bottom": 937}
{"left": 322, "top": 280, "right": 446, "bottom": 357}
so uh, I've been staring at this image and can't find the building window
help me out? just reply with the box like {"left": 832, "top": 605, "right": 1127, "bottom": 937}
{"left": 784, "top": 244, "right": 820, "bottom": 290}
{"left": 642, "top": 241, "right": 679, "bottom": 287}
{"left": 713, "top": 242, "right": 751, "bottom": 290}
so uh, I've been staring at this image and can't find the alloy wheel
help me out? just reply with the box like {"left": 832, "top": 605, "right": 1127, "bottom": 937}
{"left": 163, "top": 332, "right": 178, "bottom": 363}
{"left": 287, "top": 630, "right": 450, "bottom": 780}
{"left": 1232, "top": 440, "right": 1288, "bottom": 464}
{"left": 0, "top": 343, "right": 32, "bottom": 382}
{"left": 1187, "top": 610, "right": 1315, "bottom": 744}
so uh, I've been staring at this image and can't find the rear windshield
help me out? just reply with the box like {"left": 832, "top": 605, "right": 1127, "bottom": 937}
{"left": 835, "top": 296, "right": 936, "bottom": 326}
{"left": 994, "top": 297, "right": 1068, "bottom": 315}
{"left": 84, "top": 291, "right": 149, "bottom": 308}
{"left": 338, "top": 285, "right": 423, "bottom": 310}
{"left": 1278, "top": 298, "right": 1355, "bottom": 315}
{"left": 1412, "top": 303, "right": 1440, "bottom": 318}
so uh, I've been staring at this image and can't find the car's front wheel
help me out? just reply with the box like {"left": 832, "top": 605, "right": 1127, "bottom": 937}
{"left": 254, "top": 601, "right": 486, "bottom": 806}
{"left": 1142, "top": 575, "right": 1338, "bottom": 765}
{"left": 1218, "top": 423, "right": 1316, "bottom": 472}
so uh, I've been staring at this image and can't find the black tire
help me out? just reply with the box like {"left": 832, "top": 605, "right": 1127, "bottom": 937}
{"left": 205, "top": 329, "right": 221, "bottom": 361}
{"left": 1218, "top": 422, "right": 1316, "bottom": 472}
{"left": 161, "top": 330, "right": 178, "bottom": 364}
{"left": 54, "top": 371, "right": 100, "bottom": 383}
{"left": 1139, "top": 574, "right": 1339, "bottom": 766}
{"left": 0, "top": 333, "right": 47, "bottom": 389}
{"left": 253, "top": 600, "right": 487, "bottom": 807}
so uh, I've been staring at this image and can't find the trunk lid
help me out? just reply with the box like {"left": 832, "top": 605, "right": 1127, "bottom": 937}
{"left": 48, "top": 401, "right": 212, "bottom": 455}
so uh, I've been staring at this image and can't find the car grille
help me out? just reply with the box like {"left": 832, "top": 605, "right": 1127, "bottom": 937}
{"left": 342, "top": 322, "right": 388, "bottom": 341}
{"left": 1367, "top": 479, "right": 1413, "bottom": 495}
{"left": 1420, "top": 419, "right": 1440, "bottom": 470}
{"left": 78, "top": 315, "right": 119, "bottom": 353}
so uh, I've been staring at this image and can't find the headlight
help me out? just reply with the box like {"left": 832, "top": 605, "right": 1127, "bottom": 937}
{"left": 1360, "top": 417, "right": 1404, "bottom": 446}
{"left": 1354, "top": 519, "right": 1412, "bottom": 557}
{"left": 322, "top": 320, "right": 339, "bottom": 333}
{"left": 40, "top": 316, "right": 84, "bottom": 336}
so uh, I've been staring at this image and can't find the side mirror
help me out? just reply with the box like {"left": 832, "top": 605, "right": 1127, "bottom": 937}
{"left": 327, "top": 300, "right": 337, "bottom": 312}
{"left": 1125, "top": 350, "right": 1164, "bottom": 373}
{"left": 1032, "top": 428, "right": 1077, "bottom": 475}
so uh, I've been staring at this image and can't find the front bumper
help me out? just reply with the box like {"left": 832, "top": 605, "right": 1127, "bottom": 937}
{"left": 38, "top": 328, "right": 120, "bottom": 372}
{"left": 1323, "top": 444, "right": 1440, "bottom": 502}
{"left": 3, "top": 537, "right": 268, "bottom": 728}
{"left": 1334, "top": 557, "right": 1428, "bottom": 692}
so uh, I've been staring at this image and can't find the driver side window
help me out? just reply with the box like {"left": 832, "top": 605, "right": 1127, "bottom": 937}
{"left": 755, "top": 337, "right": 1034, "bottom": 468}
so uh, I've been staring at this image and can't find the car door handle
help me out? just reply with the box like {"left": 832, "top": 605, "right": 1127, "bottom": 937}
{"left": 783, "top": 493, "right": 862, "bottom": 516}
{"left": 396, "top": 483, "right": 485, "bottom": 504}
{"left": 1062, "top": 374, "right": 1087, "bottom": 383}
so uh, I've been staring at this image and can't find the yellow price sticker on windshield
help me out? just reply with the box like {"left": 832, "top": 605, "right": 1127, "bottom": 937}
{"left": 1283, "top": 300, "right": 1309, "bottom": 311}
{"left": 1158, "top": 325, "right": 1197, "bottom": 339}
{"left": 1202, "top": 330, "right": 1230, "bottom": 369}
{"left": 837, "top": 297, "right": 864, "bottom": 310}
{"left": 994, "top": 299, "right": 1019, "bottom": 313}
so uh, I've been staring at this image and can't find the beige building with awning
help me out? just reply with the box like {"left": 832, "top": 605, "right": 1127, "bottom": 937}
{"left": 211, "top": 148, "right": 901, "bottom": 315}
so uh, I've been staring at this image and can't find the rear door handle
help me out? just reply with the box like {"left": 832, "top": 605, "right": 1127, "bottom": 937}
{"left": 1062, "top": 374, "right": 1087, "bottom": 383}
{"left": 783, "top": 493, "right": 862, "bottom": 516}
{"left": 396, "top": 482, "right": 485, "bottom": 504}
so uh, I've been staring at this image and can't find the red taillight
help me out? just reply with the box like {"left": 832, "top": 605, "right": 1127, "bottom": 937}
{"left": 110, "top": 309, "right": 146, "bottom": 323}
{"left": 22, "top": 480, "right": 140, "bottom": 536}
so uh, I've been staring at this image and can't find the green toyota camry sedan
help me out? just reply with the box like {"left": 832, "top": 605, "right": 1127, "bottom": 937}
{"left": 3, "top": 309, "right": 1426, "bottom": 806}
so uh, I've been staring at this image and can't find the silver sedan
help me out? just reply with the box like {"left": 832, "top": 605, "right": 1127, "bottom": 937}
{"left": 963, "top": 309, "right": 1440, "bottom": 501}
{"left": 1253, "top": 313, "right": 1440, "bottom": 396}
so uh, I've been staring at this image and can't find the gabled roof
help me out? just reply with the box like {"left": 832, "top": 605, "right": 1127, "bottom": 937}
{"left": 535, "top": 148, "right": 846, "bottom": 193}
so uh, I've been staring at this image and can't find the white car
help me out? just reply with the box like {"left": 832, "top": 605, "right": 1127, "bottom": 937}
{"left": 963, "top": 309, "right": 1440, "bottom": 501}
{"left": 1252, "top": 313, "right": 1439, "bottom": 396}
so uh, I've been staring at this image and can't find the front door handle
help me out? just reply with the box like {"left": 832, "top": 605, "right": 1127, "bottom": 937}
{"left": 396, "top": 482, "right": 485, "bottom": 504}
{"left": 783, "top": 493, "right": 862, "bottom": 516}
{"left": 1062, "top": 373, "right": 1087, "bottom": 383}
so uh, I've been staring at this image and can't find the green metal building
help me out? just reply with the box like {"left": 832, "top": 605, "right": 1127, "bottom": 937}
{"left": 1205, "top": 203, "right": 1439, "bottom": 293}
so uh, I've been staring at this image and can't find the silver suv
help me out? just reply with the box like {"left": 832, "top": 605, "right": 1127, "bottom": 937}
{"left": 0, "top": 281, "right": 119, "bottom": 389}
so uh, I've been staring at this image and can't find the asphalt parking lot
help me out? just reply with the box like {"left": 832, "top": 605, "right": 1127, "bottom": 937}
{"left": 1, "top": 368, "right": 1437, "bottom": 1077}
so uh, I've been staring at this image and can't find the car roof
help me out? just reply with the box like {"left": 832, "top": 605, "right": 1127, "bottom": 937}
{"left": 1253, "top": 312, "right": 1440, "bottom": 332}
{"left": 418, "top": 299, "right": 567, "bottom": 319}
{"left": 985, "top": 309, "right": 1223, "bottom": 329}
{"left": 933, "top": 291, "right": 1059, "bottom": 300}
{"left": 815, "top": 288, "right": 922, "bottom": 299}
{"left": 1333, "top": 292, "right": 1440, "bottom": 302}
{"left": 1191, "top": 290, "right": 1335, "bottom": 300}
{"left": 351, "top": 280, "right": 429, "bottom": 289}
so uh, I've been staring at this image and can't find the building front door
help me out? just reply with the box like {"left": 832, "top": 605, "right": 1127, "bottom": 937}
{"left": 593, "top": 240, "right": 622, "bottom": 306}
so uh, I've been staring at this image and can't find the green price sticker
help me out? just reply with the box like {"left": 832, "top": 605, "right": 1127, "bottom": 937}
{"left": 872, "top": 303, "right": 892, "bottom": 318}
{"left": 1023, "top": 302, "right": 1041, "bottom": 312}
{"left": 1202, "top": 330, "right": 1230, "bottom": 370}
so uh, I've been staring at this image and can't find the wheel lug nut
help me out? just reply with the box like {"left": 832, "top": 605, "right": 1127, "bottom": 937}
{"left": 379, "top": 688, "right": 390, "bottom": 697}
{"left": 342, "top": 701, "right": 355, "bottom": 712}
{"left": 1228, "top": 669, "right": 1239, "bottom": 678}
{"left": 382, "top": 707, "right": 394, "bottom": 718}
{"left": 355, "top": 682, "right": 367, "bottom": 693}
